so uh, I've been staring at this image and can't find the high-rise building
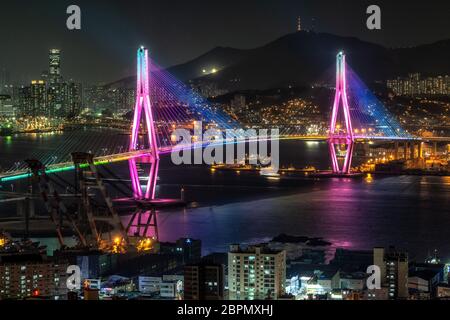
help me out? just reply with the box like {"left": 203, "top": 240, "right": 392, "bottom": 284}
{"left": 373, "top": 247, "right": 409, "bottom": 300}
{"left": 30, "top": 80, "right": 47, "bottom": 117}
{"left": 0, "top": 261, "right": 68, "bottom": 300}
{"left": 0, "top": 68, "right": 10, "bottom": 94}
{"left": 113, "top": 87, "right": 136, "bottom": 114}
{"left": 184, "top": 262, "right": 224, "bottom": 300}
{"left": 47, "top": 84, "right": 62, "bottom": 117}
{"left": 0, "top": 94, "right": 15, "bottom": 118}
{"left": 49, "top": 49, "right": 62, "bottom": 85}
{"left": 297, "top": 17, "right": 302, "bottom": 31}
{"left": 18, "top": 85, "right": 31, "bottom": 116}
{"left": 228, "top": 244, "right": 286, "bottom": 300}
{"left": 64, "top": 81, "right": 82, "bottom": 117}
{"left": 387, "top": 73, "right": 449, "bottom": 96}
{"left": 0, "top": 245, "right": 69, "bottom": 301}
{"left": 47, "top": 49, "right": 84, "bottom": 117}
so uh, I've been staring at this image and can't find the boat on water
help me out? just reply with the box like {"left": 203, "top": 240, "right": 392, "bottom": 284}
{"left": 259, "top": 166, "right": 280, "bottom": 177}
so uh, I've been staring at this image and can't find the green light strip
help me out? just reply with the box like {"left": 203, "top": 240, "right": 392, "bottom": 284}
{"left": 1, "top": 134, "right": 410, "bottom": 183}
{"left": 0, "top": 157, "right": 130, "bottom": 183}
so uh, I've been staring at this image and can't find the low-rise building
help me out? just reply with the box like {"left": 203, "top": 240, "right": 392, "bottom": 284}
{"left": 408, "top": 269, "right": 441, "bottom": 296}
{"left": 339, "top": 272, "right": 366, "bottom": 291}
{"left": 436, "top": 283, "right": 450, "bottom": 299}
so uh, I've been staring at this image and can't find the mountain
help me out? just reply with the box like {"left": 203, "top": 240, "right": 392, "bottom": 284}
{"left": 109, "top": 31, "right": 450, "bottom": 91}
{"left": 167, "top": 46, "right": 251, "bottom": 81}
{"left": 107, "top": 46, "right": 252, "bottom": 89}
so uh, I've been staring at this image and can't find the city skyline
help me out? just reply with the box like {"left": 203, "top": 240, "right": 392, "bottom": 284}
{"left": 0, "top": 0, "right": 449, "bottom": 304}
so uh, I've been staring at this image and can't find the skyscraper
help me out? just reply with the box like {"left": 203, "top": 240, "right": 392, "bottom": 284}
{"left": 30, "top": 80, "right": 46, "bottom": 117}
{"left": 49, "top": 49, "right": 61, "bottom": 85}
{"left": 65, "top": 81, "right": 82, "bottom": 117}
{"left": 18, "top": 86, "right": 31, "bottom": 117}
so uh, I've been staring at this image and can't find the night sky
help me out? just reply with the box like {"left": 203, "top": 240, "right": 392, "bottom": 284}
{"left": 0, "top": 0, "right": 449, "bottom": 84}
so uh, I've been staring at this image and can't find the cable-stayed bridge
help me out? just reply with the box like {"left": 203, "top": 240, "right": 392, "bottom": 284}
{"left": 1, "top": 47, "right": 447, "bottom": 252}
{"left": 0, "top": 48, "right": 432, "bottom": 184}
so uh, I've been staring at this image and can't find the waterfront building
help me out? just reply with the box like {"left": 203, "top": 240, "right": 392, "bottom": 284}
{"left": 0, "top": 94, "right": 15, "bottom": 117}
{"left": 64, "top": 81, "right": 82, "bottom": 117}
{"left": 228, "top": 244, "right": 286, "bottom": 300}
{"left": 83, "top": 85, "right": 135, "bottom": 115}
{"left": 113, "top": 87, "right": 135, "bottom": 114}
{"left": 18, "top": 85, "right": 31, "bottom": 116}
{"left": 30, "top": 80, "right": 47, "bottom": 117}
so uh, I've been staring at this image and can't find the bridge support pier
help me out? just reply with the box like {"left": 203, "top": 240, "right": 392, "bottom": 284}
{"left": 410, "top": 142, "right": 416, "bottom": 160}
{"left": 394, "top": 142, "right": 399, "bottom": 160}
{"left": 403, "top": 142, "right": 408, "bottom": 160}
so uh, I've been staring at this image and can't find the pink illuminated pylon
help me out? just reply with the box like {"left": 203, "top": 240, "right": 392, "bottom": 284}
{"left": 328, "top": 52, "right": 354, "bottom": 174}
{"left": 129, "top": 47, "right": 160, "bottom": 199}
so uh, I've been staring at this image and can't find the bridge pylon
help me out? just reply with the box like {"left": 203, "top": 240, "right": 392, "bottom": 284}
{"left": 129, "top": 47, "right": 160, "bottom": 200}
{"left": 328, "top": 51, "right": 355, "bottom": 174}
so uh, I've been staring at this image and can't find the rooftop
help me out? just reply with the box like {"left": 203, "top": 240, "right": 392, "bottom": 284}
{"left": 409, "top": 269, "right": 440, "bottom": 281}
{"left": 229, "top": 243, "right": 284, "bottom": 255}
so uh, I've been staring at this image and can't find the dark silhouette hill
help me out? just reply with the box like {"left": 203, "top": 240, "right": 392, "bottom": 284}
{"left": 109, "top": 31, "right": 450, "bottom": 91}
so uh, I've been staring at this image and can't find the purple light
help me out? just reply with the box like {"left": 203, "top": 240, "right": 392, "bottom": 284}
{"left": 129, "top": 48, "right": 160, "bottom": 200}
{"left": 328, "top": 52, "right": 355, "bottom": 174}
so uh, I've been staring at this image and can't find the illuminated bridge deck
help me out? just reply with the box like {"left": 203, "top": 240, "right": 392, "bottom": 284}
{"left": 0, "top": 134, "right": 423, "bottom": 183}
